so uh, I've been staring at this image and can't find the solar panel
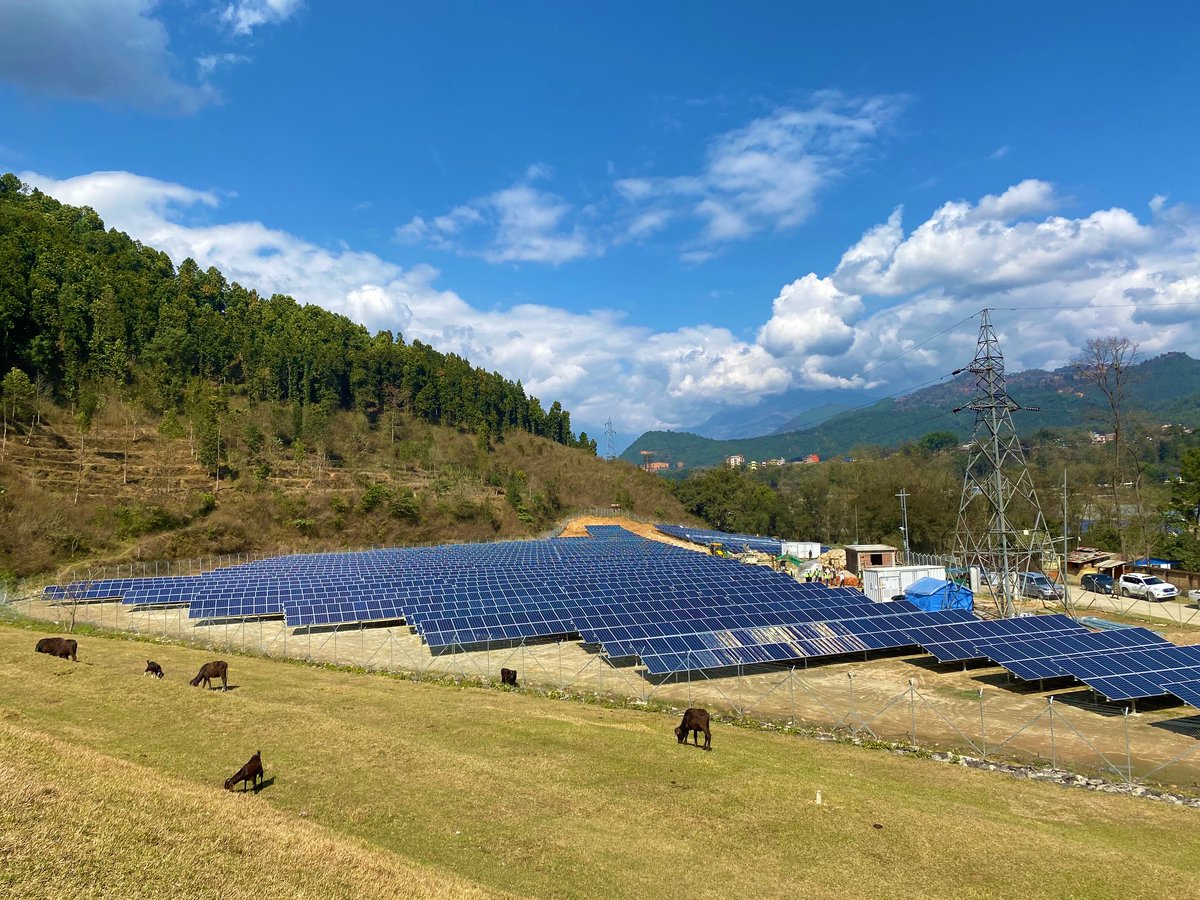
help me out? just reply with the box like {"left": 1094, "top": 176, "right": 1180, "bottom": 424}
{"left": 1163, "top": 680, "right": 1200, "bottom": 708}
{"left": 1059, "top": 646, "right": 1200, "bottom": 701}
{"left": 43, "top": 527, "right": 935, "bottom": 671}
{"left": 655, "top": 524, "right": 784, "bottom": 555}
{"left": 906, "top": 614, "right": 1085, "bottom": 664}
{"left": 983, "top": 628, "right": 1171, "bottom": 681}
{"left": 633, "top": 608, "right": 977, "bottom": 674}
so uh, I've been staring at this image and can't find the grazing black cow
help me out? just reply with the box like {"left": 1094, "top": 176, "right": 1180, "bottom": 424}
{"left": 35, "top": 637, "right": 77, "bottom": 661}
{"left": 190, "top": 660, "right": 228, "bottom": 690}
{"left": 500, "top": 667, "right": 518, "bottom": 687}
{"left": 675, "top": 708, "right": 711, "bottom": 750}
{"left": 224, "top": 750, "right": 264, "bottom": 792}
{"left": 144, "top": 660, "right": 164, "bottom": 678}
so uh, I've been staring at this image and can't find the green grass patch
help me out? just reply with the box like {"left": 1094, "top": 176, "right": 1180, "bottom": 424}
{"left": 2, "top": 625, "right": 1199, "bottom": 899}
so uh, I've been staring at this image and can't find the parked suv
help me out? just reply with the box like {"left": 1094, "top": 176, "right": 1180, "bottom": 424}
{"left": 1017, "top": 571, "right": 1065, "bottom": 601}
{"left": 1080, "top": 572, "right": 1114, "bottom": 595}
{"left": 1118, "top": 573, "right": 1179, "bottom": 602}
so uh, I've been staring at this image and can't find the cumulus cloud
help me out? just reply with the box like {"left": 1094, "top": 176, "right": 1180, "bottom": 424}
{"left": 757, "top": 275, "right": 864, "bottom": 359}
{"left": 19, "top": 170, "right": 1200, "bottom": 436}
{"left": 397, "top": 168, "right": 594, "bottom": 265}
{"left": 833, "top": 179, "right": 1154, "bottom": 297}
{"left": 0, "top": 0, "right": 216, "bottom": 112}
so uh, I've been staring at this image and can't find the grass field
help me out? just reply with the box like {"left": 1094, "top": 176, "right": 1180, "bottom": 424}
{"left": 3, "top": 624, "right": 1200, "bottom": 899}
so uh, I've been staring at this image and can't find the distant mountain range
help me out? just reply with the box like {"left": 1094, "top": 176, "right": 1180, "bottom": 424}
{"left": 622, "top": 352, "right": 1200, "bottom": 470}
{"left": 680, "top": 389, "right": 866, "bottom": 440}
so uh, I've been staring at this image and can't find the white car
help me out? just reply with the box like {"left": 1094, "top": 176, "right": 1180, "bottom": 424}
{"left": 1118, "top": 573, "right": 1179, "bottom": 602}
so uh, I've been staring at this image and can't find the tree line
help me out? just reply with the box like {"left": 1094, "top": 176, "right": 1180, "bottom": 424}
{"left": 0, "top": 173, "right": 596, "bottom": 453}
{"left": 673, "top": 429, "right": 1200, "bottom": 571}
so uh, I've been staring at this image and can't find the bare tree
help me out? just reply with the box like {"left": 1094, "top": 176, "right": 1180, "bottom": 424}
{"left": 1072, "top": 337, "right": 1139, "bottom": 556}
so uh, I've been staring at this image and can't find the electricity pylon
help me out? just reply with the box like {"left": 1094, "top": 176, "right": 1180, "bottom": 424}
{"left": 953, "top": 310, "right": 1068, "bottom": 618}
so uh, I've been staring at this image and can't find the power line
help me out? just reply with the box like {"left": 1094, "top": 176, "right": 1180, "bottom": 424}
{"left": 858, "top": 311, "right": 981, "bottom": 378}
{"left": 992, "top": 300, "right": 1200, "bottom": 311}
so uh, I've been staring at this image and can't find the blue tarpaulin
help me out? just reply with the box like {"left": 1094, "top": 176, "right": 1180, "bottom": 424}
{"left": 904, "top": 576, "right": 974, "bottom": 612}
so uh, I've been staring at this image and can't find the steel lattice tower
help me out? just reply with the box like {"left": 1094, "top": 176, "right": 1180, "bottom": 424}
{"left": 604, "top": 418, "right": 616, "bottom": 461}
{"left": 953, "top": 310, "right": 1067, "bottom": 618}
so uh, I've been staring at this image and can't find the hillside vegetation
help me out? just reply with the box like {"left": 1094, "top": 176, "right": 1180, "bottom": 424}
{"left": 0, "top": 396, "right": 687, "bottom": 578}
{"left": 2, "top": 624, "right": 1199, "bottom": 899}
{"left": 0, "top": 174, "right": 689, "bottom": 577}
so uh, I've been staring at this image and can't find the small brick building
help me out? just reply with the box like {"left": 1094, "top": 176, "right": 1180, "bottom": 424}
{"left": 843, "top": 543, "right": 899, "bottom": 577}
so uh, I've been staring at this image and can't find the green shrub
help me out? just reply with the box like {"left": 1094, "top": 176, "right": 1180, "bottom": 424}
{"left": 114, "top": 503, "right": 182, "bottom": 539}
{"left": 388, "top": 489, "right": 420, "bottom": 522}
{"left": 360, "top": 483, "right": 389, "bottom": 513}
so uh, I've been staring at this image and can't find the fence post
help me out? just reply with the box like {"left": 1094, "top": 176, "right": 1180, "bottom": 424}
{"left": 979, "top": 688, "right": 987, "bottom": 757}
{"left": 1124, "top": 707, "right": 1132, "bottom": 783}
{"left": 1048, "top": 696, "right": 1057, "bottom": 770}
{"left": 789, "top": 668, "right": 795, "bottom": 725}
{"left": 908, "top": 679, "right": 917, "bottom": 745}
{"left": 847, "top": 672, "right": 856, "bottom": 734}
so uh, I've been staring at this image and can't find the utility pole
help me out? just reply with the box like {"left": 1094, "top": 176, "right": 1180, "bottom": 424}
{"left": 896, "top": 488, "right": 911, "bottom": 562}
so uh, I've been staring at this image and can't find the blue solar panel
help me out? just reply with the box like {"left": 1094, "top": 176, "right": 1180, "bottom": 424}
{"left": 1163, "top": 680, "right": 1200, "bottom": 708}
{"left": 983, "top": 628, "right": 1170, "bottom": 681}
{"left": 1058, "top": 646, "right": 1200, "bottom": 701}
{"left": 656, "top": 524, "right": 783, "bottom": 555}
{"left": 634, "top": 608, "right": 977, "bottom": 674}
{"left": 906, "top": 614, "right": 1085, "bottom": 664}
{"left": 43, "top": 527, "right": 939, "bottom": 672}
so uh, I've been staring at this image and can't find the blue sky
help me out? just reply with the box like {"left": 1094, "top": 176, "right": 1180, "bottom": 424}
{"left": 2, "top": 1, "right": 1199, "bottom": 448}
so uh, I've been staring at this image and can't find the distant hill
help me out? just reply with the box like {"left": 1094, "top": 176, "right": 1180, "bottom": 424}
{"left": 623, "top": 352, "right": 1200, "bottom": 470}
{"left": 681, "top": 388, "right": 865, "bottom": 439}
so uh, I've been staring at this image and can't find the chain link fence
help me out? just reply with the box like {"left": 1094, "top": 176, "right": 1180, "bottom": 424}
{"left": 8, "top": 589, "right": 1200, "bottom": 790}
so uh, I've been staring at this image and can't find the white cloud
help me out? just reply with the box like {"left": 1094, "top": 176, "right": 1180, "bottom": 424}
{"left": 0, "top": 0, "right": 217, "bottom": 112}
{"left": 404, "top": 96, "right": 900, "bottom": 265}
{"left": 615, "top": 94, "right": 902, "bottom": 254}
{"left": 757, "top": 275, "right": 864, "bottom": 359}
{"left": 19, "top": 170, "right": 1200, "bottom": 437}
{"left": 196, "top": 53, "right": 249, "bottom": 77}
{"left": 220, "top": 0, "right": 303, "bottom": 36}
{"left": 833, "top": 179, "right": 1153, "bottom": 297}
{"left": 397, "top": 171, "right": 594, "bottom": 265}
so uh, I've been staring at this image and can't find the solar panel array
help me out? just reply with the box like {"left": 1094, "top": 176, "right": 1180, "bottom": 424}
{"left": 655, "top": 524, "right": 783, "bottom": 555}
{"left": 39, "top": 526, "right": 1200, "bottom": 706}
{"left": 899, "top": 613, "right": 1200, "bottom": 707}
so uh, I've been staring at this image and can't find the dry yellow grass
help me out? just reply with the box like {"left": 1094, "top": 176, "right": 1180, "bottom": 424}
{"left": 0, "top": 721, "right": 509, "bottom": 900}
{"left": 2, "top": 624, "right": 1200, "bottom": 899}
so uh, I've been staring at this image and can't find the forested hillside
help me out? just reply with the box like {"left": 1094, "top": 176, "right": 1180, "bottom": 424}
{"left": 0, "top": 175, "right": 690, "bottom": 579}
{"left": 0, "top": 173, "right": 595, "bottom": 452}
